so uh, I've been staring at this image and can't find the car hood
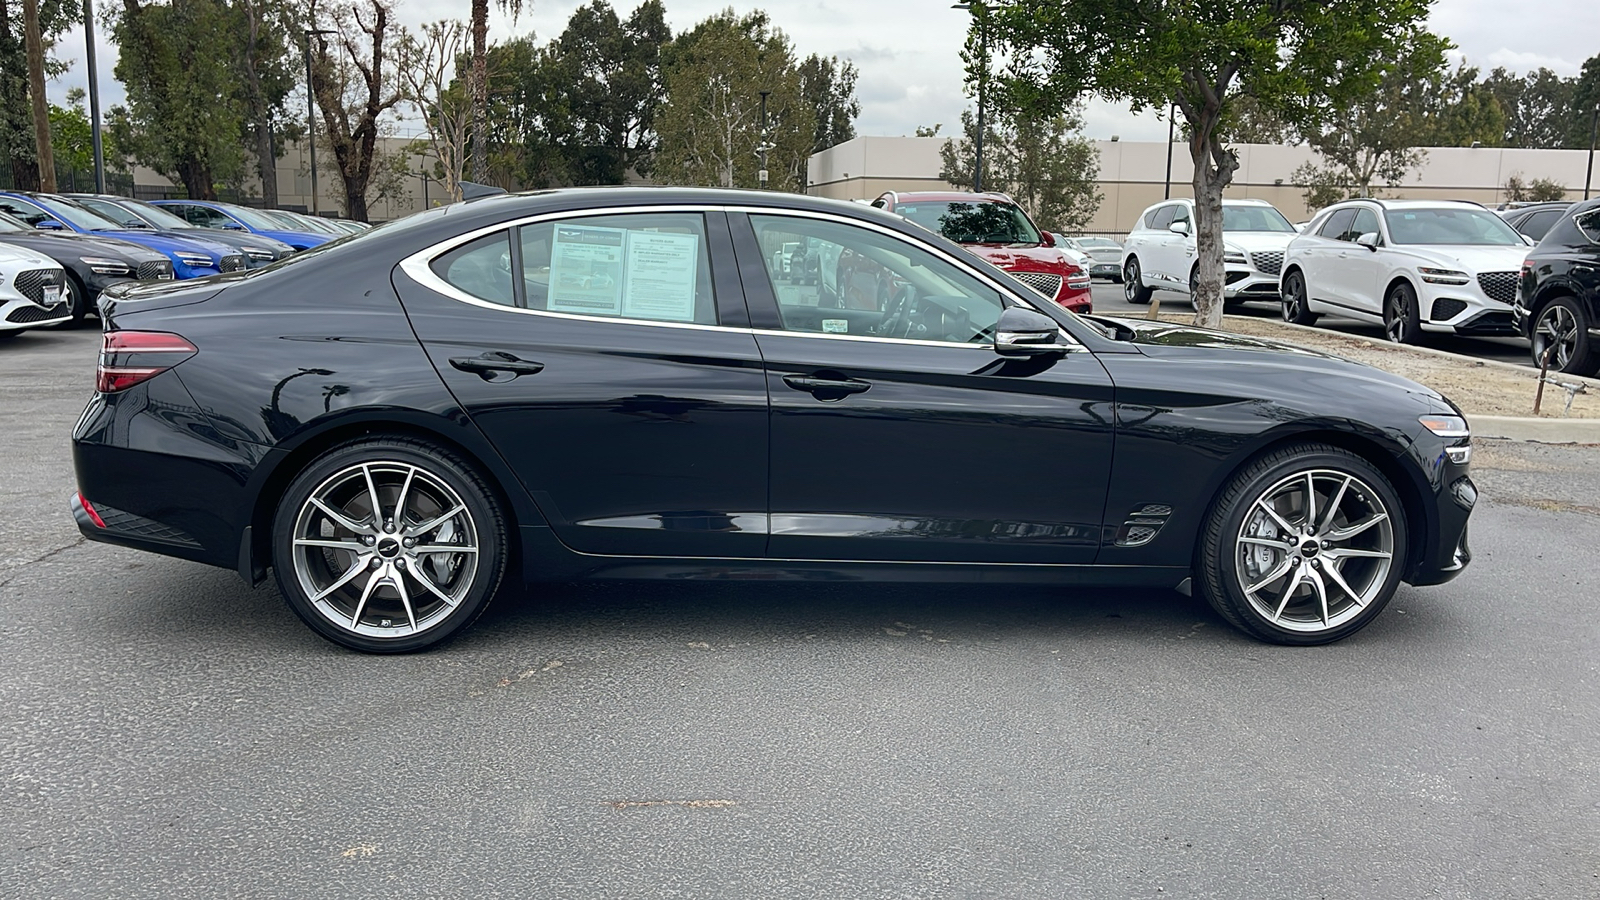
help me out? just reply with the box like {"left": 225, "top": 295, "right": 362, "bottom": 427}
{"left": 1222, "top": 232, "right": 1297, "bottom": 253}
{"left": 965, "top": 244, "right": 1077, "bottom": 273}
{"left": 1094, "top": 316, "right": 1446, "bottom": 401}
{"left": 1391, "top": 244, "right": 1530, "bottom": 272}
{"left": 0, "top": 230, "right": 169, "bottom": 263}
{"left": 259, "top": 229, "right": 334, "bottom": 249}
{"left": 96, "top": 230, "right": 236, "bottom": 257}
{"left": 0, "top": 241, "right": 59, "bottom": 268}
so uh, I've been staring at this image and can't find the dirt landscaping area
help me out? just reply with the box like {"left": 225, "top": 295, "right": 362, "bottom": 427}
{"left": 1161, "top": 313, "right": 1600, "bottom": 420}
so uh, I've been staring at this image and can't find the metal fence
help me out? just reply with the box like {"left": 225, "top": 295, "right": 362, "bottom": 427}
{"left": 0, "top": 161, "right": 297, "bottom": 212}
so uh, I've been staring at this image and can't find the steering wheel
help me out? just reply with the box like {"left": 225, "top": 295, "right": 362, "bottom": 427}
{"left": 876, "top": 284, "right": 916, "bottom": 338}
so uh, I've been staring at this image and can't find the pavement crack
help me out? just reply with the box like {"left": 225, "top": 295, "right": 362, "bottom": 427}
{"left": 0, "top": 536, "right": 89, "bottom": 589}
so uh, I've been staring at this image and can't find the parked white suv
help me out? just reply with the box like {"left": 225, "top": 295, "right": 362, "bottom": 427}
{"left": 0, "top": 242, "right": 69, "bottom": 336}
{"left": 1120, "top": 198, "right": 1298, "bottom": 307}
{"left": 1279, "top": 199, "right": 1531, "bottom": 343}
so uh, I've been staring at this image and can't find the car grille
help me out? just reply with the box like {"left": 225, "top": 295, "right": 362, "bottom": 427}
{"left": 219, "top": 254, "right": 246, "bottom": 273}
{"left": 1476, "top": 271, "right": 1517, "bottom": 304}
{"left": 7, "top": 300, "right": 67, "bottom": 323}
{"left": 1251, "top": 251, "right": 1284, "bottom": 275}
{"left": 1430, "top": 298, "right": 1468, "bottom": 321}
{"left": 12, "top": 268, "right": 62, "bottom": 304}
{"left": 1011, "top": 271, "right": 1063, "bottom": 298}
{"left": 136, "top": 260, "right": 174, "bottom": 281}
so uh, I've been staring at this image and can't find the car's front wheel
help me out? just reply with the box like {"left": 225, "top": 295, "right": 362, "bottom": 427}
{"left": 272, "top": 438, "right": 507, "bottom": 653}
{"left": 1280, "top": 269, "right": 1319, "bottom": 325}
{"left": 1123, "top": 257, "right": 1153, "bottom": 304}
{"left": 1198, "top": 443, "right": 1406, "bottom": 645}
{"left": 1384, "top": 281, "right": 1423, "bottom": 344}
{"left": 1531, "top": 296, "right": 1600, "bottom": 376}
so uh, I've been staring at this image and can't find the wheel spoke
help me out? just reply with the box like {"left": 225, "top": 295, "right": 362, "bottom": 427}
{"left": 1272, "top": 565, "right": 1306, "bottom": 622}
{"left": 1324, "top": 547, "right": 1392, "bottom": 560}
{"left": 348, "top": 566, "right": 384, "bottom": 626}
{"left": 394, "top": 465, "right": 417, "bottom": 529}
{"left": 1255, "top": 498, "right": 1298, "bottom": 535}
{"left": 394, "top": 569, "right": 418, "bottom": 631}
{"left": 1327, "top": 512, "right": 1387, "bottom": 541}
{"left": 1302, "top": 472, "right": 1316, "bottom": 530}
{"left": 409, "top": 503, "right": 465, "bottom": 536}
{"left": 408, "top": 564, "right": 459, "bottom": 609}
{"left": 1308, "top": 566, "right": 1330, "bottom": 627}
{"left": 1239, "top": 536, "right": 1294, "bottom": 551}
{"left": 310, "top": 555, "right": 370, "bottom": 602}
{"left": 1244, "top": 553, "right": 1297, "bottom": 596}
{"left": 412, "top": 544, "right": 479, "bottom": 554}
{"left": 362, "top": 464, "right": 384, "bottom": 528}
{"left": 310, "top": 497, "right": 371, "bottom": 535}
{"left": 1321, "top": 558, "right": 1365, "bottom": 608}
{"left": 1319, "top": 475, "right": 1352, "bottom": 533}
{"left": 294, "top": 538, "right": 367, "bottom": 551}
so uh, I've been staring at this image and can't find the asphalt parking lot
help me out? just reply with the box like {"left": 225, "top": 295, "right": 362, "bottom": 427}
{"left": 1089, "top": 282, "right": 1533, "bottom": 367}
{"left": 3, "top": 325, "right": 1598, "bottom": 898}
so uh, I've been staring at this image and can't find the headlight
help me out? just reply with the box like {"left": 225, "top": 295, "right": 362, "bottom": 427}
{"left": 174, "top": 252, "right": 213, "bottom": 268}
{"left": 243, "top": 246, "right": 275, "bottom": 260}
{"left": 80, "top": 256, "right": 132, "bottom": 276}
{"left": 1418, "top": 267, "right": 1470, "bottom": 285}
{"left": 1419, "top": 414, "right": 1470, "bottom": 438}
{"left": 1223, "top": 251, "right": 1248, "bottom": 264}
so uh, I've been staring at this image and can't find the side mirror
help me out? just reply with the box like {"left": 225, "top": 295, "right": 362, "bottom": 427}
{"left": 36, "top": 219, "right": 65, "bottom": 230}
{"left": 1040, "top": 232, "right": 1056, "bottom": 247}
{"left": 1356, "top": 232, "right": 1381, "bottom": 251}
{"left": 1522, "top": 234, "right": 1537, "bottom": 246}
{"left": 994, "top": 306, "right": 1066, "bottom": 357}
{"left": 222, "top": 222, "right": 245, "bottom": 231}
{"left": 1168, "top": 220, "right": 1190, "bottom": 236}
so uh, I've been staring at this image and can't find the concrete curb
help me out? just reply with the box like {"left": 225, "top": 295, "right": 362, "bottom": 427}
{"left": 1467, "top": 415, "right": 1600, "bottom": 445}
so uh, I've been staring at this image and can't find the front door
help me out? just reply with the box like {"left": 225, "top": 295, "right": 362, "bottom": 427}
{"left": 736, "top": 212, "right": 1116, "bottom": 564}
{"left": 394, "top": 209, "right": 770, "bottom": 558}
{"left": 1330, "top": 206, "right": 1387, "bottom": 316}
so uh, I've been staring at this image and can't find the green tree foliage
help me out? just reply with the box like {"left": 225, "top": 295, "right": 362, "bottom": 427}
{"left": 937, "top": 102, "right": 1101, "bottom": 233}
{"left": 1504, "top": 173, "right": 1568, "bottom": 203}
{"left": 233, "top": 0, "right": 298, "bottom": 207}
{"left": 49, "top": 88, "right": 124, "bottom": 175}
{"left": 1565, "top": 56, "right": 1600, "bottom": 151}
{"left": 546, "top": 0, "right": 671, "bottom": 183}
{"left": 987, "top": 0, "right": 1436, "bottom": 328}
{"left": 1483, "top": 67, "right": 1574, "bottom": 149}
{"left": 654, "top": 9, "right": 814, "bottom": 192}
{"left": 0, "top": 0, "right": 75, "bottom": 189}
{"left": 796, "top": 52, "right": 858, "bottom": 153}
{"left": 308, "top": 0, "right": 409, "bottom": 221}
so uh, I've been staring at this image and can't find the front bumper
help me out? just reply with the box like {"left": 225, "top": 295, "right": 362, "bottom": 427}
{"left": 0, "top": 295, "right": 71, "bottom": 331}
{"left": 1222, "top": 265, "right": 1282, "bottom": 301}
{"left": 1417, "top": 282, "right": 1518, "bottom": 336}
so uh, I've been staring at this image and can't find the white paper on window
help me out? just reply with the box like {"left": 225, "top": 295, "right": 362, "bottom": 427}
{"left": 622, "top": 230, "right": 699, "bottom": 322}
{"left": 547, "top": 224, "right": 626, "bottom": 315}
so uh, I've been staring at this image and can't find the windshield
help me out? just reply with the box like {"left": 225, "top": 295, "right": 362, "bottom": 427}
{"left": 212, "top": 204, "right": 293, "bottom": 231}
{"left": 123, "top": 199, "right": 197, "bottom": 230}
{"left": 893, "top": 200, "right": 1043, "bottom": 245}
{"left": 1075, "top": 237, "right": 1121, "bottom": 249}
{"left": 34, "top": 196, "right": 124, "bottom": 231}
{"left": 1384, "top": 208, "right": 1526, "bottom": 245}
{"left": 74, "top": 197, "right": 153, "bottom": 229}
{"left": 1222, "top": 206, "right": 1296, "bottom": 232}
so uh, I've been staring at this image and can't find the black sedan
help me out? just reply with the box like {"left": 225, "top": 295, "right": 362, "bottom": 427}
{"left": 71, "top": 188, "right": 1475, "bottom": 652}
{"left": 1515, "top": 198, "right": 1600, "bottom": 376}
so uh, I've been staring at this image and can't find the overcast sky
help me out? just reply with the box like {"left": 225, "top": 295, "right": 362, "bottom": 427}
{"left": 46, "top": 0, "right": 1598, "bottom": 143}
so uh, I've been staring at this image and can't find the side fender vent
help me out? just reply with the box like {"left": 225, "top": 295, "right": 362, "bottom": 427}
{"left": 1114, "top": 504, "right": 1173, "bottom": 548}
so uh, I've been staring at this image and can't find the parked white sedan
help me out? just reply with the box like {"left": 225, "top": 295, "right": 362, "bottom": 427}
{"left": 1278, "top": 199, "right": 1531, "bottom": 343}
{"left": 1120, "top": 198, "right": 1298, "bottom": 307}
{"left": 0, "top": 242, "right": 69, "bottom": 336}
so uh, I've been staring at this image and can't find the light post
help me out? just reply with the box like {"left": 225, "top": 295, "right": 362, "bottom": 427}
{"left": 82, "top": 0, "right": 105, "bottom": 193}
{"left": 1164, "top": 104, "right": 1176, "bottom": 199}
{"left": 952, "top": 2, "right": 994, "bottom": 193}
{"left": 303, "top": 28, "right": 337, "bottom": 215}
{"left": 758, "top": 90, "right": 771, "bottom": 189}
{"left": 1586, "top": 103, "right": 1598, "bottom": 201}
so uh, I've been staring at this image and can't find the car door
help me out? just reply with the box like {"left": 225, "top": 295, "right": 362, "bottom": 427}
{"left": 1166, "top": 204, "right": 1197, "bottom": 288}
{"left": 393, "top": 208, "right": 770, "bottom": 558}
{"left": 734, "top": 210, "right": 1116, "bottom": 564}
{"left": 1301, "top": 208, "right": 1355, "bottom": 309}
{"left": 1142, "top": 204, "right": 1183, "bottom": 285}
{"left": 1329, "top": 206, "right": 1387, "bottom": 315}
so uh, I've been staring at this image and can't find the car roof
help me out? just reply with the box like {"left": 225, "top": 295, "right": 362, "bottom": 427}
{"left": 882, "top": 191, "right": 1017, "bottom": 204}
{"left": 1332, "top": 198, "right": 1489, "bottom": 211}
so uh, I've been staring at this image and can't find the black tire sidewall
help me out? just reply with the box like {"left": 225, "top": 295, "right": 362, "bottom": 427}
{"left": 1124, "top": 258, "right": 1151, "bottom": 303}
{"left": 1386, "top": 282, "right": 1421, "bottom": 344}
{"left": 1200, "top": 445, "right": 1408, "bottom": 645}
{"left": 1535, "top": 297, "right": 1599, "bottom": 376}
{"left": 271, "top": 439, "right": 506, "bottom": 653}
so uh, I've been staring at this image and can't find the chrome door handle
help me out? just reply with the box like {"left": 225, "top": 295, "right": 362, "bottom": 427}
{"left": 449, "top": 351, "right": 545, "bottom": 380}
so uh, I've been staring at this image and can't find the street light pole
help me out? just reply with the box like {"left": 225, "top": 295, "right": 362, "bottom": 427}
{"left": 303, "top": 28, "right": 337, "bottom": 215}
{"left": 1586, "top": 103, "right": 1598, "bottom": 201}
{"left": 82, "top": 0, "right": 105, "bottom": 193}
{"left": 952, "top": 3, "right": 992, "bottom": 193}
{"left": 758, "top": 90, "right": 770, "bottom": 189}
{"left": 1164, "top": 104, "right": 1175, "bottom": 200}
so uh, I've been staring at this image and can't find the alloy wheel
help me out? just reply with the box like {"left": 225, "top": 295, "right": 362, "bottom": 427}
{"left": 1282, "top": 273, "right": 1303, "bottom": 322}
{"left": 1533, "top": 303, "right": 1579, "bottom": 371}
{"left": 1233, "top": 468, "right": 1396, "bottom": 634}
{"left": 289, "top": 460, "right": 481, "bottom": 639}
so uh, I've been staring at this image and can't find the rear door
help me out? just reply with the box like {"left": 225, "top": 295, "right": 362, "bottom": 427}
{"left": 734, "top": 210, "right": 1116, "bottom": 564}
{"left": 394, "top": 207, "right": 770, "bottom": 558}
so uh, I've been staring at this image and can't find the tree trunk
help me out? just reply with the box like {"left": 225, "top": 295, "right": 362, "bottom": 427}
{"left": 469, "top": 0, "right": 488, "bottom": 182}
{"left": 255, "top": 123, "right": 278, "bottom": 207}
{"left": 1190, "top": 136, "right": 1238, "bottom": 330}
{"left": 22, "top": 0, "right": 54, "bottom": 191}
{"left": 177, "top": 159, "right": 216, "bottom": 199}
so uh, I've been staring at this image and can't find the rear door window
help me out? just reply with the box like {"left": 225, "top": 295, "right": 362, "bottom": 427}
{"left": 1318, "top": 209, "right": 1356, "bottom": 241}
{"left": 517, "top": 212, "right": 718, "bottom": 325}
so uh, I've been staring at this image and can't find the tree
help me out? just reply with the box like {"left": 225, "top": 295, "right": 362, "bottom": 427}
{"left": 112, "top": 0, "right": 249, "bottom": 198}
{"left": 1504, "top": 173, "right": 1568, "bottom": 203}
{"left": 1564, "top": 55, "right": 1600, "bottom": 151}
{"left": 797, "top": 52, "right": 859, "bottom": 153}
{"left": 1483, "top": 66, "right": 1574, "bottom": 149}
{"left": 546, "top": 0, "right": 670, "bottom": 183}
{"left": 937, "top": 102, "right": 1101, "bottom": 233}
{"left": 468, "top": 0, "right": 523, "bottom": 182}
{"left": 232, "top": 0, "right": 297, "bottom": 207}
{"left": 309, "top": 0, "right": 407, "bottom": 220}
{"left": 988, "top": 0, "right": 1436, "bottom": 328}
{"left": 654, "top": 9, "right": 812, "bottom": 192}
{"left": 21, "top": 0, "right": 54, "bottom": 189}
{"left": 50, "top": 88, "right": 123, "bottom": 176}
{"left": 0, "top": 0, "right": 75, "bottom": 189}
{"left": 400, "top": 20, "right": 470, "bottom": 203}
{"left": 1219, "top": 95, "right": 1297, "bottom": 144}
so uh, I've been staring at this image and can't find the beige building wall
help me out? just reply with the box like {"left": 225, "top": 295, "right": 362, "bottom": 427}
{"left": 808, "top": 137, "right": 1598, "bottom": 237}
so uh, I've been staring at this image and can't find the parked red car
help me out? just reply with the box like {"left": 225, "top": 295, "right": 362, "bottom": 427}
{"left": 871, "top": 191, "right": 1092, "bottom": 313}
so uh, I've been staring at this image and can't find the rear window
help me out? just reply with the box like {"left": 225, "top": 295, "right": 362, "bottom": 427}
{"left": 892, "top": 200, "right": 1042, "bottom": 245}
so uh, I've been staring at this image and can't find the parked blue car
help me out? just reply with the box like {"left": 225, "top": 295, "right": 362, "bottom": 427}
{"left": 150, "top": 200, "right": 334, "bottom": 251}
{"left": 0, "top": 192, "right": 245, "bottom": 278}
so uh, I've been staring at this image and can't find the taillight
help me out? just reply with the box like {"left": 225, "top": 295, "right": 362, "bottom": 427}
{"left": 97, "top": 331, "right": 198, "bottom": 393}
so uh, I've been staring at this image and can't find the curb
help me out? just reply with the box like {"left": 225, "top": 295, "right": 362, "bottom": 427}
{"left": 1467, "top": 415, "right": 1600, "bottom": 445}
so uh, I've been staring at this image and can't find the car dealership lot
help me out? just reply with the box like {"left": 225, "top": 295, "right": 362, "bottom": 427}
{"left": 4, "top": 326, "right": 1599, "bottom": 898}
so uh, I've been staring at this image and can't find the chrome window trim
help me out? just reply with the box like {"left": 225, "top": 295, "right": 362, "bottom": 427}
{"left": 396, "top": 203, "right": 1084, "bottom": 352}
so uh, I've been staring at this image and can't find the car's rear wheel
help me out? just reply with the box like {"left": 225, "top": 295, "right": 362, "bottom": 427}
{"left": 1384, "top": 281, "right": 1423, "bottom": 344}
{"left": 1531, "top": 296, "right": 1599, "bottom": 376}
{"left": 1280, "top": 269, "right": 1318, "bottom": 325}
{"left": 1123, "top": 257, "right": 1152, "bottom": 304}
{"left": 1198, "top": 443, "right": 1406, "bottom": 645}
{"left": 272, "top": 438, "right": 507, "bottom": 653}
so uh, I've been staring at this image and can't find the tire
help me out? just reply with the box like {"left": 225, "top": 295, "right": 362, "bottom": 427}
{"left": 64, "top": 273, "right": 90, "bottom": 325}
{"left": 1123, "top": 257, "right": 1153, "bottom": 304}
{"left": 1197, "top": 442, "right": 1407, "bottom": 645}
{"left": 1383, "top": 281, "right": 1423, "bottom": 344}
{"left": 1530, "top": 296, "right": 1600, "bottom": 376}
{"left": 272, "top": 437, "right": 508, "bottom": 653}
{"left": 1280, "top": 269, "right": 1319, "bottom": 325}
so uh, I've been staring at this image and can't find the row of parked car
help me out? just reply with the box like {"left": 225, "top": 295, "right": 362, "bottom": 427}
{"left": 1111, "top": 194, "right": 1600, "bottom": 376}
{"left": 0, "top": 192, "right": 366, "bottom": 337}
